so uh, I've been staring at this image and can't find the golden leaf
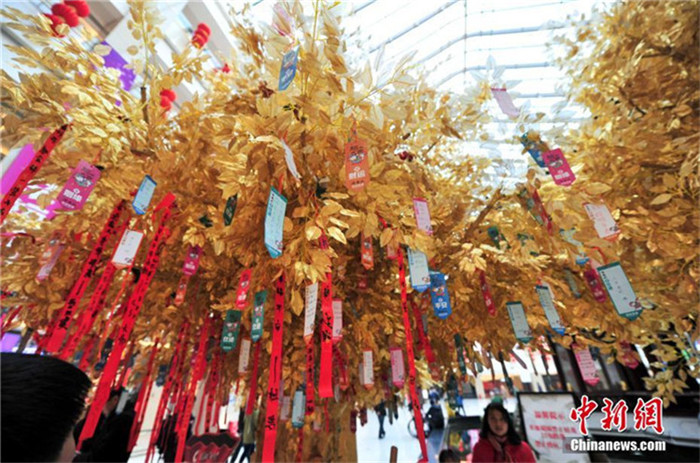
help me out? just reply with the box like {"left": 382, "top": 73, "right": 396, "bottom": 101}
{"left": 327, "top": 226, "right": 346, "bottom": 244}
{"left": 650, "top": 194, "right": 672, "bottom": 206}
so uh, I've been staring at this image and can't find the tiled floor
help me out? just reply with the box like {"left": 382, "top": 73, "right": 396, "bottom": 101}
{"left": 355, "top": 403, "right": 446, "bottom": 463}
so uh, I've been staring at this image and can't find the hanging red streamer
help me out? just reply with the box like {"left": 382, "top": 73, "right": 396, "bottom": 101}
{"left": 78, "top": 195, "right": 174, "bottom": 449}
{"left": 410, "top": 296, "right": 436, "bottom": 365}
{"left": 61, "top": 257, "right": 121, "bottom": 360}
{"left": 479, "top": 270, "right": 497, "bottom": 317}
{"left": 246, "top": 341, "right": 263, "bottom": 416}
{"left": 398, "top": 250, "right": 429, "bottom": 462}
{"left": 77, "top": 334, "right": 97, "bottom": 372}
{"left": 305, "top": 341, "right": 315, "bottom": 415}
{"left": 318, "top": 272, "right": 333, "bottom": 398}
{"left": 0, "top": 125, "right": 70, "bottom": 224}
{"left": 128, "top": 338, "right": 160, "bottom": 451}
{"left": 261, "top": 274, "right": 286, "bottom": 462}
{"left": 295, "top": 428, "right": 304, "bottom": 462}
{"left": 45, "top": 200, "right": 127, "bottom": 353}
{"left": 145, "top": 322, "right": 189, "bottom": 463}
{"left": 174, "top": 315, "right": 211, "bottom": 462}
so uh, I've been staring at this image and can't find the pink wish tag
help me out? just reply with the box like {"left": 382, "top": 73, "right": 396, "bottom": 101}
{"left": 491, "top": 88, "right": 520, "bottom": 118}
{"left": 56, "top": 160, "right": 101, "bottom": 210}
{"left": 543, "top": 148, "right": 576, "bottom": 186}
{"left": 182, "top": 245, "right": 202, "bottom": 276}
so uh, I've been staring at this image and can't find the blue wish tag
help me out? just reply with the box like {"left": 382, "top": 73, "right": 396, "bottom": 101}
{"left": 278, "top": 46, "right": 299, "bottom": 91}
{"left": 520, "top": 132, "right": 546, "bottom": 168}
{"left": 133, "top": 175, "right": 156, "bottom": 215}
{"left": 265, "top": 186, "right": 287, "bottom": 258}
{"left": 430, "top": 271, "right": 452, "bottom": 319}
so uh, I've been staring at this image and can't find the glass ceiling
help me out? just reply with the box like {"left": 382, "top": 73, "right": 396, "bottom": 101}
{"left": 2, "top": 0, "right": 611, "bottom": 185}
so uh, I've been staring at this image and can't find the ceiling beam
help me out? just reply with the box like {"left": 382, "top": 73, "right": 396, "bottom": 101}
{"left": 437, "top": 62, "right": 554, "bottom": 87}
{"left": 369, "top": 0, "right": 460, "bottom": 53}
{"left": 416, "top": 23, "right": 573, "bottom": 66}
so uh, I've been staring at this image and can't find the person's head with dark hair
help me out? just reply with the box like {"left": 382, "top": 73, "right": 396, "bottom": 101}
{"left": 104, "top": 387, "right": 124, "bottom": 417}
{"left": 1, "top": 353, "right": 91, "bottom": 462}
{"left": 438, "top": 448, "right": 460, "bottom": 462}
{"left": 479, "top": 401, "right": 521, "bottom": 445}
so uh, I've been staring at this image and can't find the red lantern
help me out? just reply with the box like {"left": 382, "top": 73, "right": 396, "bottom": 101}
{"left": 160, "top": 89, "right": 176, "bottom": 112}
{"left": 51, "top": 3, "right": 80, "bottom": 27}
{"left": 192, "top": 23, "right": 211, "bottom": 48}
{"left": 65, "top": 0, "right": 90, "bottom": 17}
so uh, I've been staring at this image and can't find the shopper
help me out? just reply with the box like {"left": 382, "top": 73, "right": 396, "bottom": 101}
{"left": 73, "top": 388, "right": 135, "bottom": 462}
{"left": 375, "top": 401, "right": 387, "bottom": 438}
{"left": 438, "top": 448, "right": 460, "bottom": 462}
{"left": 1, "top": 353, "right": 91, "bottom": 462}
{"left": 472, "top": 402, "right": 536, "bottom": 463}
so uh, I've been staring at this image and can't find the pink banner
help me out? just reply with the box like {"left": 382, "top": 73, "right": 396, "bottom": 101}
{"left": 574, "top": 345, "right": 600, "bottom": 386}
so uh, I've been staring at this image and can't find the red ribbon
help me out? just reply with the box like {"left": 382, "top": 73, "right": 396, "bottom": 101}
{"left": 0, "top": 305, "right": 22, "bottom": 334}
{"left": 61, "top": 258, "right": 121, "bottom": 360}
{"left": 115, "top": 341, "right": 135, "bottom": 389}
{"left": 246, "top": 341, "right": 262, "bottom": 416}
{"left": 0, "top": 125, "right": 70, "bottom": 224}
{"left": 261, "top": 274, "right": 286, "bottom": 462}
{"left": 305, "top": 341, "right": 315, "bottom": 415}
{"left": 398, "top": 250, "right": 429, "bottom": 462}
{"left": 45, "top": 200, "right": 127, "bottom": 353}
{"left": 318, "top": 272, "right": 334, "bottom": 398}
{"left": 77, "top": 334, "right": 98, "bottom": 372}
{"left": 479, "top": 270, "right": 497, "bottom": 316}
{"left": 129, "top": 338, "right": 160, "bottom": 451}
{"left": 295, "top": 428, "right": 304, "bottom": 462}
{"left": 410, "top": 296, "right": 436, "bottom": 365}
{"left": 145, "top": 323, "right": 189, "bottom": 463}
{"left": 78, "top": 196, "right": 173, "bottom": 449}
{"left": 333, "top": 346, "right": 348, "bottom": 391}
{"left": 175, "top": 315, "right": 211, "bottom": 462}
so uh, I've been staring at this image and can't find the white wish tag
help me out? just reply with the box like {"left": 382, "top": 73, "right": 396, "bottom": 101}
{"left": 407, "top": 248, "right": 431, "bottom": 292}
{"left": 536, "top": 285, "right": 565, "bottom": 335}
{"left": 332, "top": 299, "right": 342, "bottom": 342}
{"left": 304, "top": 282, "right": 318, "bottom": 342}
{"left": 412, "top": 198, "right": 433, "bottom": 235}
{"left": 362, "top": 350, "right": 373, "bottom": 388}
{"left": 583, "top": 202, "right": 620, "bottom": 240}
{"left": 281, "top": 140, "right": 301, "bottom": 180}
{"left": 238, "top": 338, "right": 251, "bottom": 373}
{"left": 597, "top": 262, "right": 642, "bottom": 320}
{"left": 280, "top": 395, "right": 292, "bottom": 421}
{"left": 506, "top": 301, "right": 533, "bottom": 343}
{"left": 111, "top": 229, "right": 144, "bottom": 269}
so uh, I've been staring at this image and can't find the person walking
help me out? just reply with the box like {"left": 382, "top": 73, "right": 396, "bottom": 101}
{"left": 73, "top": 388, "right": 135, "bottom": 462}
{"left": 374, "top": 401, "right": 387, "bottom": 439}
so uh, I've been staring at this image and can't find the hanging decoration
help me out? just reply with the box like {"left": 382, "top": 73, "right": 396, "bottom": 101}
{"left": 506, "top": 301, "right": 533, "bottom": 343}
{"left": 221, "top": 310, "right": 242, "bottom": 352}
{"left": 55, "top": 160, "right": 101, "bottom": 211}
{"left": 0, "top": 125, "right": 70, "bottom": 225}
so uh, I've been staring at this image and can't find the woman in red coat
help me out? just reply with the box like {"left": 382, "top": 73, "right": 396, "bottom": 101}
{"left": 472, "top": 402, "right": 537, "bottom": 463}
